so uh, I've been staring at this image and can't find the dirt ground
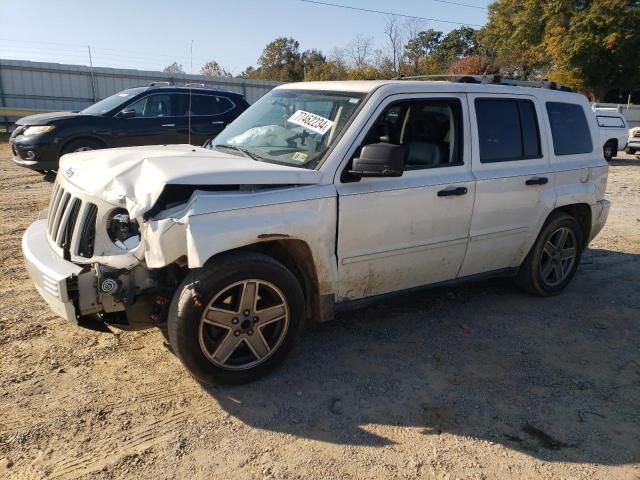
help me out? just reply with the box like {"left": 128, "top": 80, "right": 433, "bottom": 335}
{"left": 0, "top": 137, "right": 639, "bottom": 480}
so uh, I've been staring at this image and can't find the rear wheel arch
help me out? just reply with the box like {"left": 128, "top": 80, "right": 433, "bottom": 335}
{"left": 552, "top": 203, "right": 591, "bottom": 248}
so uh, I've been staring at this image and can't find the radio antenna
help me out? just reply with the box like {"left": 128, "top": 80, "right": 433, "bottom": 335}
{"left": 188, "top": 40, "right": 193, "bottom": 145}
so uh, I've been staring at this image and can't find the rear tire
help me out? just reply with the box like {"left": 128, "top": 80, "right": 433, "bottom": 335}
{"left": 168, "top": 252, "right": 305, "bottom": 385}
{"left": 603, "top": 140, "right": 616, "bottom": 161}
{"left": 516, "top": 212, "right": 584, "bottom": 297}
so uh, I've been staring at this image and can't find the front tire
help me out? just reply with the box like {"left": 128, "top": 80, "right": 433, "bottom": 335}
{"left": 61, "top": 139, "right": 102, "bottom": 155}
{"left": 625, "top": 147, "right": 637, "bottom": 155}
{"left": 168, "top": 252, "right": 305, "bottom": 385}
{"left": 516, "top": 212, "right": 584, "bottom": 296}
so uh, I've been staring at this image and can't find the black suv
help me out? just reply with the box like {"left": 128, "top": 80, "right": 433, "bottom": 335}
{"left": 10, "top": 84, "right": 249, "bottom": 172}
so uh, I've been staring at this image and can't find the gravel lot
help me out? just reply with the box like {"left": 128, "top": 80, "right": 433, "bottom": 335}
{"left": 1, "top": 137, "right": 639, "bottom": 480}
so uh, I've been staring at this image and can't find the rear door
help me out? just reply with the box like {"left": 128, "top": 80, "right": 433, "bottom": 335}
{"left": 113, "top": 93, "right": 183, "bottom": 146}
{"left": 185, "top": 94, "right": 238, "bottom": 146}
{"left": 459, "top": 94, "right": 555, "bottom": 277}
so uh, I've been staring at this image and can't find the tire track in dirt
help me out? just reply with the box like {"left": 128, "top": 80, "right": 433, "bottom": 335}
{"left": 49, "top": 401, "right": 218, "bottom": 479}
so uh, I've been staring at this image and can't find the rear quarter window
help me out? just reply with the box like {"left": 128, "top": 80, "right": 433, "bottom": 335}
{"left": 596, "top": 115, "right": 626, "bottom": 128}
{"left": 546, "top": 102, "right": 593, "bottom": 155}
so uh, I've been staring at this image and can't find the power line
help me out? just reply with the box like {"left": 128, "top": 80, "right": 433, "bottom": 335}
{"left": 298, "top": 0, "right": 484, "bottom": 27}
{"left": 433, "top": 0, "right": 486, "bottom": 10}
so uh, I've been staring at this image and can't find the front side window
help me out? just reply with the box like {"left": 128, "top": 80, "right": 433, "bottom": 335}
{"left": 209, "top": 89, "right": 365, "bottom": 169}
{"left": 546, "top": 102, "right": 593, "bottom": 155}
{"left": 361, "top": 99, "right": 463, "bottom": 170}
{"left": 81, "top": 87, "right": 147, "bottom": 115}
{"left": 126, "top": 94, "right": 172, "bottom": 117}
{"left": 475, "top": 98, "right": 541, "bottom": 163}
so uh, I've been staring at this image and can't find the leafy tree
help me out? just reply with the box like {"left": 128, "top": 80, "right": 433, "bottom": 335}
{"left": 200, "top": 60, "right": 232, "bottom": 78}
{"left": 236, "top": 66, "right": 256, "bottom": 79}
{"left": 254, "top": 37, "right": 304, "bottom": 82}
{"left": 405, "top": 29, "right": 443, "bottom": 68}
{"left": 548, "top": 0, "right": 640, "bottom": 100}
{"left": 433, "top": 26, "right": 479, "bottom": 67}
{"left": 481, "top": 0, "right": 547, "bottom": 78}
{"left": 448, "top": 55, "right": 499, "bottom": 75}
{"left": 482, "top": 0, "right": 640, "bottom": 99}
{"left": 163, "top": 62, "right": 185, "bottom": 74}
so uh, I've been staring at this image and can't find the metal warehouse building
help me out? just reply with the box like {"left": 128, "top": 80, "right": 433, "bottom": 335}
{"left": 0, "top": 59, "right": 281, "bottom": 124}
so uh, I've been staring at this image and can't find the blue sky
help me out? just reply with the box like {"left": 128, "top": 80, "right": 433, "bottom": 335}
{"left": 1, "top": 0, "right": 491, "bottom": 75}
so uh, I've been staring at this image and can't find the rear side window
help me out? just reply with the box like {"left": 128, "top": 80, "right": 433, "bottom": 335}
{"left": 546, "top": 102, "right": 593, "bottom": 155}
{"left": 596, "top": 115, "right": 626, "bottom": 128}
{"left": 475, "top": 98, "right": 541, "bottom": 163}
{"left": 191, "top": 95, "right": 234, "bottom": 115}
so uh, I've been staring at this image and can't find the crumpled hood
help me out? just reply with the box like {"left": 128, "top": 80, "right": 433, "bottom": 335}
{"left": 59, "top": 144, "right": 323, "bottom": 217}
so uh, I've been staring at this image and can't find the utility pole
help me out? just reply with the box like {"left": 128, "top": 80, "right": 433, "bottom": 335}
{"left": 87, "top": 46, "right": 97, "bottom": 103}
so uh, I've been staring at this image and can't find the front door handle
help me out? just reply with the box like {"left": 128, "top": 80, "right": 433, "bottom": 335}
{"left": 437, "top": 186, "right": 468, "bottom": 197}
{"left": 161, "top": 123, "right": 176, "bottom": 127}
{"left": 211, "top": 121, "right": 225, "bottom": 125}
{"left": 525, "top": 177, "right": 548, "bottom": 186}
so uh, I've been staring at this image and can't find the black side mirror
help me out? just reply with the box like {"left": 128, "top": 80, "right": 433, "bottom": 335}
{"left": 117, "top": 109, "right": 137, "bottom": 119}
{"left": 348, "top": 143, "right": 406, "bottom": 178}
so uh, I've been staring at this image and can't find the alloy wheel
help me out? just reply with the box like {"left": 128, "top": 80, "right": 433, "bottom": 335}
{"left": 198, "top": 280, "right": 289, "bottom": 371}
{"left": 540, "top": 227, "right": 577, "bottom": 287}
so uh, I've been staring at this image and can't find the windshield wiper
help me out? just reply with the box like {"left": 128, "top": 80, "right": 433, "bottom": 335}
{"left": 215, "top": 144, "right": 263, "bottom": 162}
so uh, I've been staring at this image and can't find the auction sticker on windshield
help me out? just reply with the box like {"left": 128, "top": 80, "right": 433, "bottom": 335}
{"left": 287, "top": 110, "right": 334, "bottom": 135}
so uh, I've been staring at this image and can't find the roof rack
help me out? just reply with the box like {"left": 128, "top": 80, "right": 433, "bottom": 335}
{"left": 184, "top": 83, "right": 206, "bottom": 88}
{"left": 396, "top": 74, "right": 573, "bottom": 92}
{"left": 149, "top": 81, "right": 172, "bottom": 86}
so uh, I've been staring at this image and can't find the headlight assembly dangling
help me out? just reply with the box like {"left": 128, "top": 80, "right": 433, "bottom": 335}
{"left": 107, "top": 208, "right": 141, "bottom": 250}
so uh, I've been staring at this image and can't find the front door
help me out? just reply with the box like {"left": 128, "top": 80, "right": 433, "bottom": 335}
{"left": 459, "top": 94, "right": 555, "bottom": 277}
{"left": 113, "top": 93, "right": 183, "bottom": 147}
{"left": 335, "top": 94, "right": 475, "bottom": 301}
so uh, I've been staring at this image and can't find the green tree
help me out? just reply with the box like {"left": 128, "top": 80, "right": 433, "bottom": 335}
{"left": 480, "top": 0, "right": 547, "bottom": 78}
{"left": 200, "top": 60, "right": 232, "bottom": 78}
{"left": 254, "top": 37, "right": 304, "bottom": 82}
{"left": 549, "top": 0, "right": 640, "bottom": 99}
{"left": 163, "top": 62, "right": 185, "bottom": 74}
{"left": 433, "top": 26, "right": 479, "bottom": 67}
{"left": 404, "top": 29, "right": 443, "bottom": 69}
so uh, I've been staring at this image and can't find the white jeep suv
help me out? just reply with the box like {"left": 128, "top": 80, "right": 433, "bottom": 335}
{"left": 23, "top": 79, "right": 610, "bottom": 384}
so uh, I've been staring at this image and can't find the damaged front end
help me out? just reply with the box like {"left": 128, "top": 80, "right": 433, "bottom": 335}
{"left": 24, "top": 173, "right": 191, "bottom": 329}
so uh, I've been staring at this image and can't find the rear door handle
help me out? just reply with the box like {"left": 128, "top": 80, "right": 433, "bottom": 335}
{"left": 525, "top": 177, "right": 548, "bottom": 186}
{"left": 437, "top": 186, "right": 468, "bottom": 197}
{"left": 161, "top": 123, "right": 176, "bottom": 127}
{"left": 211, "top": 121, "right": 225, "bottom": 125}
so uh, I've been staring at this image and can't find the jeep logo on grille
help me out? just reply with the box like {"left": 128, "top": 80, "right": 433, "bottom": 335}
{"left": 62, "top": 167, "right": 74, "bottom": 178}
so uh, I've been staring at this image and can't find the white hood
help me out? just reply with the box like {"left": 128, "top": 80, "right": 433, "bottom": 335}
{"left": 59, "top": 145, "right": 323, "bottom": 217}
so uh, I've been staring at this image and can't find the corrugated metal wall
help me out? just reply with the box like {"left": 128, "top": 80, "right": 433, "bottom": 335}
{"left": 0, "top": 59, "right": 282, "bottom": 115}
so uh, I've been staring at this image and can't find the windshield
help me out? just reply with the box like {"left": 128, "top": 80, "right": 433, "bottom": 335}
{"left": 209, "top": 89, "right": 365, "bottom": 169}
{"left": 80, "top": 87, "right": 147, "bottom": 115}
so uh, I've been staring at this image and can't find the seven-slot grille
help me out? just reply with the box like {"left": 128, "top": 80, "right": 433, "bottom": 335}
{"left": 47, "top": 181, "right": 97, "bottom": 258}
{"left": 634, "top": 130, "right": 640, "bottom": 138}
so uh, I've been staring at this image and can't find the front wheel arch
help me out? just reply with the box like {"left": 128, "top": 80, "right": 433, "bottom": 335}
{"left": 167, "top": 251, "right": 306, "bottom": 384}
{"left": 59, "top": 136, "right": 109, "bottom": 157}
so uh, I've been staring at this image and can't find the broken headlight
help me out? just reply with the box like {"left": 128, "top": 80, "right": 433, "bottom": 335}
{"left": 107, "top": 209, "right": 140, "bottom": 250}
